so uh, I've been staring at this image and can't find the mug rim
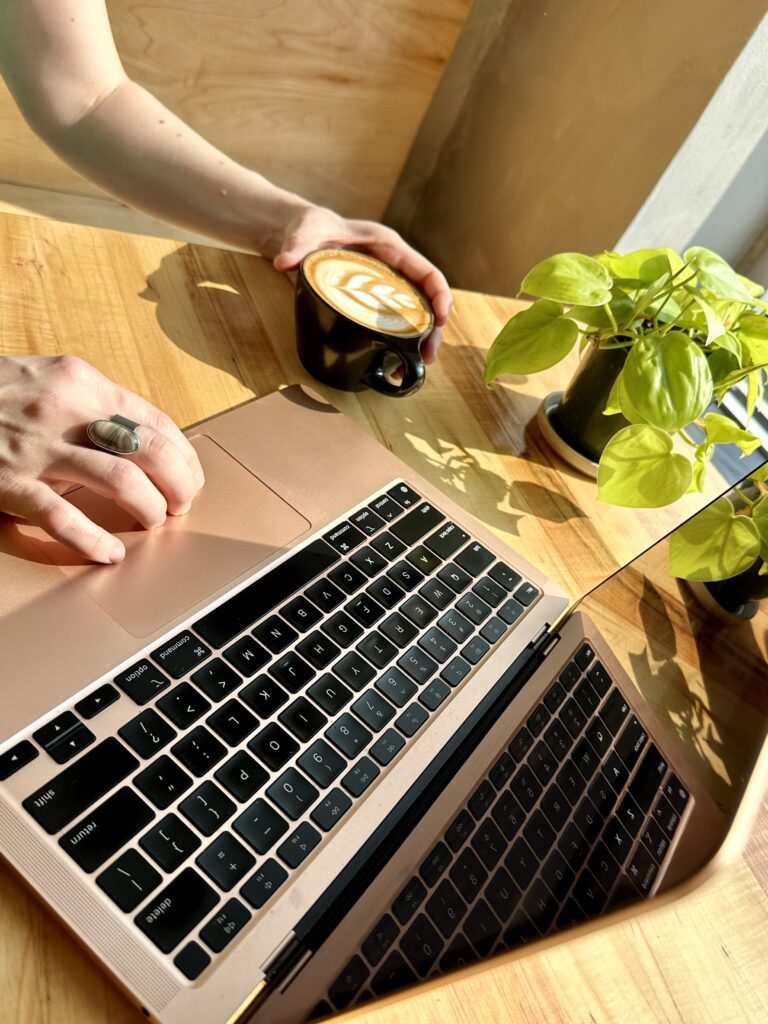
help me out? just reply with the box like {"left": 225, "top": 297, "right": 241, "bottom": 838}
{"left": 298, "top": 247, "right": 434, "bottom": 341}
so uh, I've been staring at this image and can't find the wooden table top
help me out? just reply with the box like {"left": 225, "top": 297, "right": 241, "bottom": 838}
{"left": 0, "top": 211, "right": 766, "bottom": 1024}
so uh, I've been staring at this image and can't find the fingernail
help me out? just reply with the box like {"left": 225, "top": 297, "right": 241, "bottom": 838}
{"left": 174, "top": 503, "right": 192, "bottom": 516}
{"left": 110, "top": 544, "right": 125, "bottom": 564}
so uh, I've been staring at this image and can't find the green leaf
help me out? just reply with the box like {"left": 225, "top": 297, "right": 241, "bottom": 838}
{"left": 684, "top": 246, "right": 757, "bottom": 303}
{"left": 737, "top": 313, "right": 768, "bottom": 364}
{"left": 604, "top": 374, "right": 622, "bottom": 416}
{"left": 746, "top": 368, "right": 765, "bottom": 417}
{"left": 521, "top": 253, "right": 613, "bottom": 306}
{"left": 701, "top": 412, "right": 763, "bottom": 454}
{"left": 568, "top": 289, "right": 635, "bottom": 330}
{"left": 750, "top": 463, "right": 768, "bottom": 483}
{"left": 597, "top": 425, "right": 693, "bottom": 507}
{"left": 616, "top": 372, "right": 648, "bottom": 423}
{"left": 621, "top": 332, "right": 712, "bottom": 430}
{"left": 597, "top": 247, "right": 684, "bottom": 283}
{"left": 753, "top": 496, "right": 768, "bottom": 545}
{"left": 483, "top": 300, "right": 579, "bottom": 382}
{"left": 693, "top": 293, "right": 727, "bottom": 343}
{"left": 710, "top": 330, "right": 742, "bottom": 364}
{"left": 712, "top": 361, "right": 768, "bottom": 400}
{"left": 688, "top": 442, "right": 714, "bottom": 493}
{"left": 668, "top": 496, "right": 761, "bottom": 581}
{"left": 737, "top": 272, "right": 767, "bottom": 298}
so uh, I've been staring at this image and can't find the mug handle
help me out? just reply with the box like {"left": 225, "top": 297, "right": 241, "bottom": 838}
{"left": 363, "top": 345, "right": 425, "bottom": 398}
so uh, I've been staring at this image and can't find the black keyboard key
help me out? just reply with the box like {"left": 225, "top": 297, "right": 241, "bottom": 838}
{"left": 640, "top": 818, "right": 671, "bottom": 863}
{"left": 489, "top": 562, "right": 522, "bottom": 591}
{"left": 352, "top": 690, "right": 396, "bottom": 732}
{"left": 115, "top": 660, "right": 171, "bottom": 705}
{"left": 179, "top": 781, "right": 237, "bottom": 837}
{"left": 439, "top": 933, "right": 477, "bottom": 971}
{"left": 0, "top": 740, "right": 38, "bottom": 781}
{"left": 585, "top": 718, "right": 611, "bottom": 758}
{"left": 353, "top": 634, "right": 395, "bottom": 674}
{"left": 371, "top": 949, "right": 417, "bottom": 997}
{"left": 558, "top": 821, "right": 589, "bottom": 871}
{"left": 197, "top": 832, "right": 256, "bottom": 890}
{"left": 306, "top": 578, "right": 345, "bottom": 614}
{"left": 504, "top": 909, "right": 538, "bottom": 949}
{"left": 401, "top": 914, "right": 444, "bottom": 976}
{"left": 573, "top": 795, "right": 603, "bottom": 844}
{"left": 135, "top": 867, "right": 218, "bottom": 954}
{"left": 455, "top": 543, "right": 494, "bottom": 577}
{"left": 386, "top": 560, "right": 425, "bottom": 593}
{"left": 541, "top": 849, "right": 574, "bottom": 902}
{"left": 310, "top": 787, "right": 352, "bottom": 832}
{"left": 135, "top": 755, "right": 193, "bottom": 809}
{"left": 234, "top": 797, "right": 289, "bottom": 854}
{"left": 140, "top": 812, "right": 201, "bottom": 872}
{"left": 97, "top": 848, "right": 162, "bottom": 912}
{"left": 329, "top": 955, "right": 370, "bottom": 1009}
{"left": 540, "top": 783, "right": 570, "bottom": 831}
{"left": 441, "top": 656, "right": 471, "bottom": 687}
{"left": 456, "top": 592, "right": 492, "bottom": 625}
{"left": 498, "top": 598, "right": 524, "bottom": 625}
{"left": 629, "top": 745, "right": 668, "bottom": 813}
{"left": 191, "top": 659, "right": 242, "bottom": 702}
{"left": 574, "top": 677, "right": 600, "bottom": 717}
{"left": 277, "top": 821, "right": 322, "bottom": 867}
{"left": 362, "top": 914, "right": 400, "bottom": 967}
{"left": 328, "top": 563, "right": 367, "bottom": 595}
{"left": 588, "top": 840, "right": 620, "bottom": 890}
{"left": 465, "top": 899, "right": 502, "bottom": 955}
{"left": 663, "top": 773, "right": 690, "bottom": 815}
{"left": 471, "top": 818, "right": 507, "bottom": 869}
{"left": 44, "top": 722, "right": 96, "bottom": 765}
{"left": 574, "top": 642, "right": 595, "bottom": 670}
{"left": 508, "top": 726, "right": 534, "bottom": 763}
{"left": 194, "top": 539, "right": 338, "bottom": 649}
{"left": 445, "top": 809, "right": 475, "bottom": 852}
{"left": 398, "top": 647, "right": 438, "bottom": 686}
{"left": 561, "top": 698, "right": 586, "bottom": 739}
{"left": 468, "top": 779, "right": 496, "bottom": 820}
{"left": 151, "top": 631, "right": 211, "bottom": 680}
{"left": 513, "top": 582, "right": 539, "bottom": 606}
{"left": 215, "top": 750, "right": 269, "bottom": 803}
{"left": 296, "top": 630, "right": 339, "bottom": 671}
{"left": 604, "top": 816, "right": 633, "bottom": 864}
{"left": 588, "top": 771, "right": 619, "bottom": 818}
{"left": 222, "top": 636, "right": 270, "bottom": 677}
{"left": 627, "top": 842, "right": 659, "bottom": 895}
{"left": 604, "top": 750, "right": 629, "bottom": 792}
{"left": 366, "top": 576, "right": 405, "bottom": 610}
{"left": 527, "top": 703, "right": 551, "bottom": 738}
{"left": 652, "top": 794, "right": 682, "bottom": 838}
{"left": 418, "top": 578, "right": 454, "bottom": 612}
{"left": 489, "top": 752, "right": 515, "bottom": 789}
{"left": 390, "top": 502, "right": 444, "bottom": 546}
{"left": 491, "top": 789, "right": 526, "bottom": 841}
{"left": 401, "top": 595, "right": 438, "bottom": 629}
{"left": 529, "top": 741, "right": 557, "bottom": 785}
{"left": 587, "top": 661, "right": 612, "bottom": 697}
{"left": 324, "top": 521, "right": 366, "bottom": 555}
{"left": 438, "top": 562, "right": 472, "bottom": 593}
{"left": 522, "top": 809, "right": 556, "bottom": 860}
{"left": 279, "top": 697, "right": 327, "bottom": 742}
{"left": 329, "top": 650, "right": 373, "bottom": 691}
{"left": 200, "top": 898, "right": 251, "bottom": 953}
{"left": 504, "top": 837, "right": 538, "bottom": 890}
{"left": 118, "top": 709, "right": 176, "bottom": 760}
{"left": 616, "top": 793, "right": 643, "bottom": 838}
{"left": 420, "top": 841, "right": 453, "bottom": 886}
{"left": 615, "top": 716, "right": 648, "bottom": 771}
{"left": 60, "top": 787, "right": 154, "bottom": 872}
{"left": 172, "top": 726, "right": 227, "bottom": 776}
{"left": 572, "top": 868, "right": 607, "bottom": 916}
{"left": 371, "top": 494, "right": 406, "bottom": 522}
{"left": 206, "top": 698, "right": 259, "bottom": 746}
{"left": 393, "top": 876, "right": 428, "bottom": 925}
{"left": 387, "top": 482, "right": 421, "bottom": 508}
{"left": 380, "top": 612, "right": 418, "bottom": 649}
{"left": 346, "top": 594, "right": 386, "bottom": 629}
{"left": 281, "top": 595, "right": 323, "bottom": 632}
{"left": 375, "top": 667, "right": 417, "bottom": 708}
{"left": 254, "top": 615, "right": 298, "bottom": 655}
{"left": 462, "top": 636, "right": 490, "bottom": 665}
{"left": 438, "top": 609, "right": 473, "bottom": 644}
{"left": 543, "top": 719, "right": 573, "bottom": 761}
{"left": 350, "top": 507, "right": 386, "bottom": 537}
{"left": 240, "top": 676, "right": 289, "bottom": 718}
{"left": 573, "top": 737, "right": 600, "bottom": 780}
{"left": 308, "top": 675, "right": 354, "bottom": 716}
{"left": 269, "top": 651, "right": 316, "bottom": 692}
{"left": 370, "top": 531, "right": 407, "bottom": 562}
{"left": 543, "top": 680, "right": 567, "bottom": 715}
{"left": 523, "top": 877, "right": 558, "bottom": 933}
{"left": 249, "top": 722, "right": 300, "bottom": 771}
{"left": 425, "top": 879, "right": 467, "bottom": 938}
{"left": 395, "top": 702, "right": 429, "bottom": 737}
{"left": 240, "top": 858, "right": 288, "bottom": 909}
{"left": 485, "top": 866, "right": 521, "bottom": 924}
{"left": 472, "top": 576, "right": 507, "bottom": 608}
{"left": 559, "top": 661, "right": 580, "bottom": 691}
{"left": 75, "top": 684, "right": 120, "bottom": 720}
{"left": 480, "top": 617, "right": 507, "bottom": 644}
{"left": 327, "top": 714, "right": 373, "bottom": 759}
{"left": 322, "top": 611, "right": 363, "bottom": 647}
{"left": 556, "top": 758, "right": 585, "bottom": 806}
{"left": 340, "top": 755, "right": 380, "bottom": 796}
{"left": 157, "top": 682, "right": 212, "bottom": 730}
{"left": 298, "top": 738, "right": 346, "bottom": 788}
{"left": 510, "top": 766, "right": 542, "bottom": 811}
{"left": 174, "top": 942, "right": 211, "bottom": 981}
{"left": 406, "top": 545, "right": 441, "bottom": 576}
{"left": 424, "top": 521, "right": 469, "bottom": 559}
{"left": 450, "top": 848, "right": 487, "bottom": 900}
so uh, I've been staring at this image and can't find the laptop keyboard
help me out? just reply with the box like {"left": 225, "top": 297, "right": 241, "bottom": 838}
{"left": 316, "top": 642, "right": 690, "bottom": 1015}
{"left": 7, "top": 481, "right": 542, "bottom": 980}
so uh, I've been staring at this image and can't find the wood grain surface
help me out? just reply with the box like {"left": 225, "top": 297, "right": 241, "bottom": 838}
{"left": 0, "top": 211, "right": 766, "bottom": 1024}
{"left": 0, "top": 0, "right": 471, "bottom": 220}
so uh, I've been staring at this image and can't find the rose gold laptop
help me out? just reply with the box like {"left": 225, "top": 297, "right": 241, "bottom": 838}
{"left": 0, "top": 386, "right": 765, "bottom": 1024}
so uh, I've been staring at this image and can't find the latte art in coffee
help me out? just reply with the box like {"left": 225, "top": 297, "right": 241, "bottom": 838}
{"left": 302, "top": 250, "right": 434, "bottom": 338}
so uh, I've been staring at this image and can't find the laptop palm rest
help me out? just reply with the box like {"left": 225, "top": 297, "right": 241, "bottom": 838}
{"left": 17, "top": 435, "right": 311, "bottom": 638}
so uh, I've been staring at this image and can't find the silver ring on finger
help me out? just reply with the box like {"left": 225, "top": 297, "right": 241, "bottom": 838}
{"left": 86, "top": 414, "right": 141, "bottom": 456}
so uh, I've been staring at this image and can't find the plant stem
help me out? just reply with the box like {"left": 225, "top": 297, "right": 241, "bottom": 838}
{"left": 602, "top": 301, "right": 619, "bottom": 336}
{"left": 733, "top": 485, "right": 756, "bottom": 509}
{"left": 678, "top": 430, "right": 699, "bottom": 449}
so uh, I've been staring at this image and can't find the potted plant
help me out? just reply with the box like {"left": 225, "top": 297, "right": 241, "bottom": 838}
{"left": 669, "top": 464, "right": 768, "bottom": 620}
{"left": 483, "top": 246, "right": 768, "bottom": 513}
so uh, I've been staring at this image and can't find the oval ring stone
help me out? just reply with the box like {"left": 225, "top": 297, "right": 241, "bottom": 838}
{"left": 86, "top": 418, "right": 140, "bottom": 455}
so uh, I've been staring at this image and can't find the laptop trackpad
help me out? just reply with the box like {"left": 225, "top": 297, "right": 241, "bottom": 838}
{"left": 20, "top": 435, "right": 311, "bottom": 638}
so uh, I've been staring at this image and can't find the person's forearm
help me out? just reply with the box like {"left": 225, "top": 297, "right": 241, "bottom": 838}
{"left": 46, "top": 77, "right": 311, "bottom": 256}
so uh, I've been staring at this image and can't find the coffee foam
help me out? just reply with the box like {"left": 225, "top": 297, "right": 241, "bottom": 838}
{"left": 302, "top": 250, "right": 434, "bottom": 338}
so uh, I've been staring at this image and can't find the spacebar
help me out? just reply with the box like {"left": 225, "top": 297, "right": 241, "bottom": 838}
{"left": 193, "top": 538, "right": 339, "bottom": 648}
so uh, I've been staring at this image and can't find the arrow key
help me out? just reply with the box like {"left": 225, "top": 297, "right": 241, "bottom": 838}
{"left": 0, "top": 739, "right": 38, "bottom": 780}
{"left": 47, "top": 724, "right": 96, "bottom": 764}
{"left": 75, "top": 684, "right": 120, "bottom": 720}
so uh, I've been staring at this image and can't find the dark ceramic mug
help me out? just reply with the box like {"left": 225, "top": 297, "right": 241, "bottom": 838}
{"left": 295, "top": 249, "right": 434, "bottom": 397}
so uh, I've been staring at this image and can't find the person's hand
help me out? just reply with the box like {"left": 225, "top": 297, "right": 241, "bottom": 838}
{"left": 0, "top": 355, "right": 204, "bottom": 563}
{"left": 273, "top": 205, "right": 452, "bottom": 365}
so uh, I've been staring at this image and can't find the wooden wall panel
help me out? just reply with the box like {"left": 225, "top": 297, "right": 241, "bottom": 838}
{"left": 0, "top": 0, "right": 471, "bottom": 220}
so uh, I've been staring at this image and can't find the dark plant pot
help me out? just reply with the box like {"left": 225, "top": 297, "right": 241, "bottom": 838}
{"left": 536, "top": 343, "right": 630, "bottom": 477}
{"left": 688, "top": 558, "right": 768, "bottom": 621}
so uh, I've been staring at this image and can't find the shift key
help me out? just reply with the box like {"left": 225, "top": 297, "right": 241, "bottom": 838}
{"left": 390, "top": 504, "right": 445, "bottom": 546}
{"left": 22, "top": 738, "right": 139, "bottom": 835}
{"left": 136, "top": 867, "right": 219, "bottom": 954}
